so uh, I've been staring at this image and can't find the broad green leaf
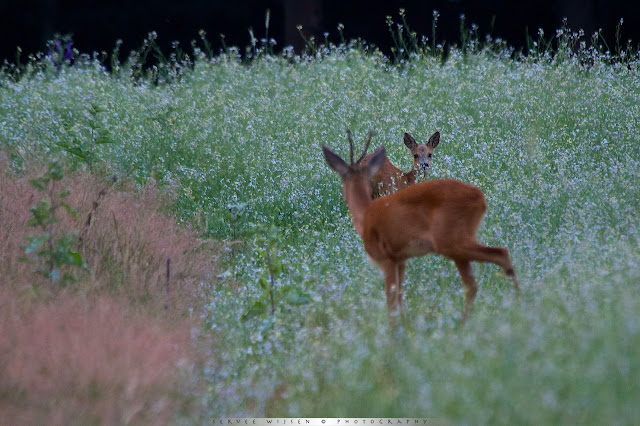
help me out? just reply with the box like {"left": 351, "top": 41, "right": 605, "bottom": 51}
{"left": 242, "top": 300, "right": 267, "bottom": 321}
{"left": 54, "top": 142, "right": 70, "bottom": 149}
{"left": 96, "top": 136, "right": 113, "bottom": 144}
{"left": 271, "top": 257, "right": 284, "bottom": 276}
{"left": 258, "top": 277, "right": 270, "bottom": 291}
{"left": 68, "top": 147, "right": 87, "bottom": 158}
{"left": 67, "top": 250, "right": 84, "bottom": 267}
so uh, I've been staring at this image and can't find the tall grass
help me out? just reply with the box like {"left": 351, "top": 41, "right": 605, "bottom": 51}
{"left": 0, "top": 294, "right": 195, "bottom": 425}
{"left": 0, "top": 164, "right": 214, "bottom": 423}
{"left": 1, "top": 16, "right": 639, "bottom": 423}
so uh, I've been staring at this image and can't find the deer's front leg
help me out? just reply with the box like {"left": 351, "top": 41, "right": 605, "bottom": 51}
{"left": 380, "top": 260, "right": 406, "bottom": 326}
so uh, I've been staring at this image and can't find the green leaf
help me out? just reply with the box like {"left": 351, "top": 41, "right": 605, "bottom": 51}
{"left": 24, "top": 234, "right": 47, "bottom": 254}
{"left": 57, "top": 189, "right": 72, "bottom": 199}
{"left": 67, "top": 250, "right": 84, "bottom": 267}
{"left": 47, "top": 162, "right": 64, "bottom": 180}
{"left": 259, "top": 316, "right": 275, "bottom": 333}
{"left": 68, "top": 147, "right": 87, "bottom": 158}
{"left": 271, "top": 257, "right": 285, "bottom": 276}
{"left": 258, "top": 277, "right": 270, "bottom": 291}
{"left": 268, "top": 226, "right": 281, "bottom": 240}
{"left": 276, "top": 284, "right": 292, "bottom": 299}
{"left": 286, "top": 289, "right": 312, "bottom": 305}
{"left": 96, "top": 136, "right": 113, "bottom": 144}
{"left": 59, "top": 202, "right": 78, "bottom": 218}
{"left": 28, "top": 178, "right": 45, "bottom": 191}
{"left": 60, "top": 272, "right": 77, "bottom": 286}
{"left": 242, "top": 300, "right": 267, "bottom": 321}
{"left": 28, "top": 200, "right": 54, "bottom": 227}
{"left": 55, "top": 141, "right": 71, "bottom": 150}
{"left": 91, "top": 103, "right": 106, "bottom": 113}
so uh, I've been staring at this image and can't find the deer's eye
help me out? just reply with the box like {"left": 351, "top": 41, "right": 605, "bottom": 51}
{"left": 414, "top": 154, "right": 419, "bottom": 159}
{"left": 428, "top": 154, "right": 433, "bottom": 158}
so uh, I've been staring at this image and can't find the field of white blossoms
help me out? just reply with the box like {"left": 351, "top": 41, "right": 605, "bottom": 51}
{"left": 1, "top": 24, "right": 639, "bottom": 422}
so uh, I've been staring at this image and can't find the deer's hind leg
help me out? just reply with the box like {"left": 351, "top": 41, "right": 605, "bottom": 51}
{"left": 461, "top": 242, "right": 519, "bottom": 291}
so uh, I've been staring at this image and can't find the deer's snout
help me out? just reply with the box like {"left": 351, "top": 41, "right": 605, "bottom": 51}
{"left": 417, "top": 159, "right": 430, "bottom": 171}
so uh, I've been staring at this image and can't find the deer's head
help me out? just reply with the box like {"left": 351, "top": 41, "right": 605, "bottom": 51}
{"left": 404, "top": 131, "right": 440, "bottom": 174}
{"left": 323, "top": 130, "right": 386, "bottom": 203}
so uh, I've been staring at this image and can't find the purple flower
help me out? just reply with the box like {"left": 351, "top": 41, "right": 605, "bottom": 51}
{"left": 47, "top": 35, "right": 74, "bottom": 70}
{"left": 63, "top": 42, "right": 73, "bottom": 63}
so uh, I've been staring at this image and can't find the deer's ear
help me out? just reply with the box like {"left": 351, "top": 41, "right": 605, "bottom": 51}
{"left": 364, "top": 146, "right": 386, "bottom": 180}
{"left": 403, "top": 132, "right": 417, "bottom": 150}
{"left": 323, "top": 145, "right": 351, "bottom": 178}
{"left": 428, "top": 132, "right": 440, "bottom": 149}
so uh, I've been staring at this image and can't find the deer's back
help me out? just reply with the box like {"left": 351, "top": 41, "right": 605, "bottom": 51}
{"left": 362, "top": 179, "right": 487, "bottom": 260}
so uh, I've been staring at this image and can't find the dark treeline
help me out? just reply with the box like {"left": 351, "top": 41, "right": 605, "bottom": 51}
{"left": 1, "top": 0, "right": 639, "bottom": 64}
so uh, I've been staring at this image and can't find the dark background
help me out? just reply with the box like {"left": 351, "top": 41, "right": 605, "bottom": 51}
{"left": 1, "top": 0, "right": 639, "bottom": 64}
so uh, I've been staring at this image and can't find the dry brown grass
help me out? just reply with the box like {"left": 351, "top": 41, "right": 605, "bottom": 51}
{"left": 0, "top": 158, "right": 217, "bottom": 424}
{"left": 0, "top": 161, "right": 216, "bottom": 315}
{"left": 0, "top": 294, "right": 197, "bottom": 425}
{"left": 73, "top": 177, "right": 213, "bottom": 316}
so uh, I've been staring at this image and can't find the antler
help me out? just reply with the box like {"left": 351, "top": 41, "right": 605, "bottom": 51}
{"left": 356, "top": 130, "right": 374, "bottom": 164}
{"left": 346, "top": 129, "right": 355, "bottom": 164}
{"left": 346, "top": 129, "right": 374, "bottom": 165}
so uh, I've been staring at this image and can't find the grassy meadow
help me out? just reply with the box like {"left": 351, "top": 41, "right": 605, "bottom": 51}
{"left": 1, "top": 24, "right": 640, "bottom": 423}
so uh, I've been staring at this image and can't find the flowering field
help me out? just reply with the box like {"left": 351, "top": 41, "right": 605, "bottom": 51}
{"left": 1, "top": 32, "right": 640, "bottom": 422}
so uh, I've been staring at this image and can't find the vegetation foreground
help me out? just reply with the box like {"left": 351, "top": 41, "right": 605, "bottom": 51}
{"left": 1, "top": 26, "right": 640, "bottom": 423}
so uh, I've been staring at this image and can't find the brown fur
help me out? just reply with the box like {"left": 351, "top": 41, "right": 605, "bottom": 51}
{"left": 323, "top": 133, "right": 518, "bottom": 326}
{"left": 361, "top": 131, "right": 440, "bottom": 198}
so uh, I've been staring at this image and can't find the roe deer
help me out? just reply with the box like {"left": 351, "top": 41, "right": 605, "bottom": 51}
{"left": 361, "top": 131, "right": 440, "bottom": 198}
{"left": 322, "top": 130, "right": 519, "bottom": 325}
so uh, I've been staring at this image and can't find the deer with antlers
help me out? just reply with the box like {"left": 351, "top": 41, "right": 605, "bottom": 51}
{"left": 361, "top": 131, "right": 440, "bottom": 198}
{"left": 322, "top": 130, "right": 519, "bottom": 325}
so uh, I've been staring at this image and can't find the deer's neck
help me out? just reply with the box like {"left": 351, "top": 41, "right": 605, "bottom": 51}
{"left": 403, "top": 167, "right": 419, "bottom": 185}
{"left": 343, "top": 180, "right": 372, "bottom": 237}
